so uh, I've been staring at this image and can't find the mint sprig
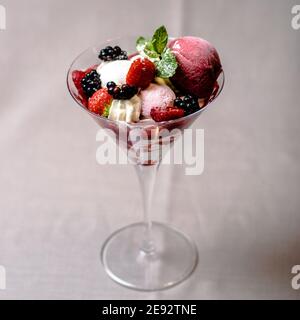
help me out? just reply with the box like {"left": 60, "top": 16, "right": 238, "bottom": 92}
{"left": 144, "top": 43, "right": 160, "bottom": 59}
{"left": 136, "top": 25, "right": 178, "bottom": 78}
{"left": 152, "top": 25, "right": 168, "bottom": 54}
{"left": 156, "top": 48, "right": 177, "bottom": 78}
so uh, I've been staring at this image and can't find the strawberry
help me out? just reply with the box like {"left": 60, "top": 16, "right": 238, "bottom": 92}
{"left": 88, "top": 88, "right": 112, "bottom": 115}
{"left": 126, "top": 58, "right": 156, "bottom": 89}
{"left": 150, "top": 107, "right": 185, "bottom": 122}
{"left": 72, "top": 70, "right": 85, "bottom": 95}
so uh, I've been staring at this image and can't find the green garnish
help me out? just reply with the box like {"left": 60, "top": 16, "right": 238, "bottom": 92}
{"left": 136, "top": 25, "right": 178, "bottom": 78}
{"left": 156, "top": 48, "right": 178, "bottom": 78}
{"left": 136, "top": 36, "right": 147, "bottom": 52}
{"left": 102, "top": 104, "right": 111, "bottom": 118}
{"left": 152, "top": 25, "right": 168, "bottom": 54}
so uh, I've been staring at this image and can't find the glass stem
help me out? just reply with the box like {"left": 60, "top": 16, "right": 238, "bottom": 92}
{"left": 135, "top": 163, "right": 160, "bottom": 255}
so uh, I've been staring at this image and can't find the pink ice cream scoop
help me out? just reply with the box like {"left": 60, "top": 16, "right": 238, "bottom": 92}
{"left": 139, "top": 83, "right": 176, "bottom": 118}
{"left": 169, "top": 36, "right": 222, "bottom": 99}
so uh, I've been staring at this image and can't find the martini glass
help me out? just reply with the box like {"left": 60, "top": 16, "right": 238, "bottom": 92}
{"left": 67, "top": 36, "right": 224, "bottom": 291}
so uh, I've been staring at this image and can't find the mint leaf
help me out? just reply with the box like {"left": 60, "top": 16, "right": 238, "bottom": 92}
{"left": 136, "top": 36, "right": 146, "bottom": 46}
{"left": 102, "top": 104, "right": 111, "bottom": 118}
{"left": 156, "top": 48, "right": 178, "bottom": 78}
{"left": 136, "top": 36, "right": 147, "bottom": 53}
{"left": 152, "top": 25, "right": 168, "bottom": 54}
{"left": 136, "top": 36, "right": 159, "bottom": 59}
{"left": 136, "top": 26, "right": 177, "bottom": 78}
{"left": 144, "top": 42, "right": 160, "bottom": 59}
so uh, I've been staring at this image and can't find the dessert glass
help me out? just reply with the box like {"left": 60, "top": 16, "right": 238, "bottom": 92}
{"left": 67, "top": 36, "right": 224, "bottom": 291}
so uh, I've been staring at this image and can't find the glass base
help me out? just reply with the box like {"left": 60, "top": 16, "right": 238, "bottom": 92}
{"left": 100, "top": 222, "right": 198, "bottom": 291}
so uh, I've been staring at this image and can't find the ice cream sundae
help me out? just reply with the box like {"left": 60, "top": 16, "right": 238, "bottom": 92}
{"left": 67, "top": 26, "right": 225, "bottom": 291}
{"left": 71, "top": 26, "right": 222, "bottom": 124}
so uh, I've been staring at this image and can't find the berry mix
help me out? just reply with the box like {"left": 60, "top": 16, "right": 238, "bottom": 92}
{"left": 72, "top": 26, "right": 222, "bottom": 123}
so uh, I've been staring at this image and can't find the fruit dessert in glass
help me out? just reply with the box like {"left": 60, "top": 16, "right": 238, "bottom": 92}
{"left": 67, "top": 26, "right": 224, "bottom": 291}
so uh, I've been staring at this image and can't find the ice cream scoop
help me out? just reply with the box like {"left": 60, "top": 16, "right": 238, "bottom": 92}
{"left": 139, "top": 83, "right": 176, "bottom": 118}
{"left": 108, "top": 95, "right": 141, "bottom": 123}
{"left": 97, "top": 60, "right": 132, "bottom": 87}
{"left": 169, "top": 36, "right": 222, "bottom": 98}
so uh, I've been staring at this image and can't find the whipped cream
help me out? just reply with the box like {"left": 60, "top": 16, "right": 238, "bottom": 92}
{"left": 97, "top": 60, "right": 132, "bottom": 87}
{"left": 108, "top": 95, "right": 141, "bottom": 123}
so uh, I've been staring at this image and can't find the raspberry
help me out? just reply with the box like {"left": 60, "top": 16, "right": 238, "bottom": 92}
{"left": 88, "top": 88, "right": 112, "bottom": 115}
{"left": 126, "top": 58, "right": 156, "bottom": 89}
{"left": 72, "top": 70, "right": 85, "bottom": 93}
{"left": 150, "top": 107, "right": 184, "bottom": 122}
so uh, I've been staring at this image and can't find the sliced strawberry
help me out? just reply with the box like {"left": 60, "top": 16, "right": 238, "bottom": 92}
{"left": 72, "top": 70, "right": 85, "bottom": 94}
{"left": 150, "top": 107, "right": 185, "bottom": 122}
{"left": 88, "top": 88, "right": 112, "bottom": 115}
{"left": 126, "top": 58, "right": 156, "bottom": 89}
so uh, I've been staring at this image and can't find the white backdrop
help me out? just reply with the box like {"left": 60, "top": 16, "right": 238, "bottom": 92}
{"left": 0, "top": 0, "right": 299, "bottom": 299}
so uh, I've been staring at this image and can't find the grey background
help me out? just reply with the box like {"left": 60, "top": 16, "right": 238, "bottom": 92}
{"left": 0, "top": 0, "right": 299, "bottom": 299}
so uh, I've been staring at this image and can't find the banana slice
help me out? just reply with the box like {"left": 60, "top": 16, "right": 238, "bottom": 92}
{"left": 108, "top": 95, "right": 141, "bottom": 123}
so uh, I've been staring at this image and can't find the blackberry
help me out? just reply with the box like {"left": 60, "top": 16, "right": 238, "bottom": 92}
{"left": 174, "top": 95, "right": 199, "bottom": 115}
{"left": 106, "top": 82, "right": 138, "bottom": 100}
{"left": 114, "top": 46, "right": 121, "bottom": 55}
{"left": 106, "top": 81, "right": 116, "bottom": 95}
{"left": 81, "top": 70, "right": 101, "bottom": 98}
{"left": 98, "top": 45, "right": 128, "bottom": 61}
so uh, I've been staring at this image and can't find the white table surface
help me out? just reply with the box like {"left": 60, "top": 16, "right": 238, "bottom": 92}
{"left": 0, "top": 0, "right": 299, "bottom": 299}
